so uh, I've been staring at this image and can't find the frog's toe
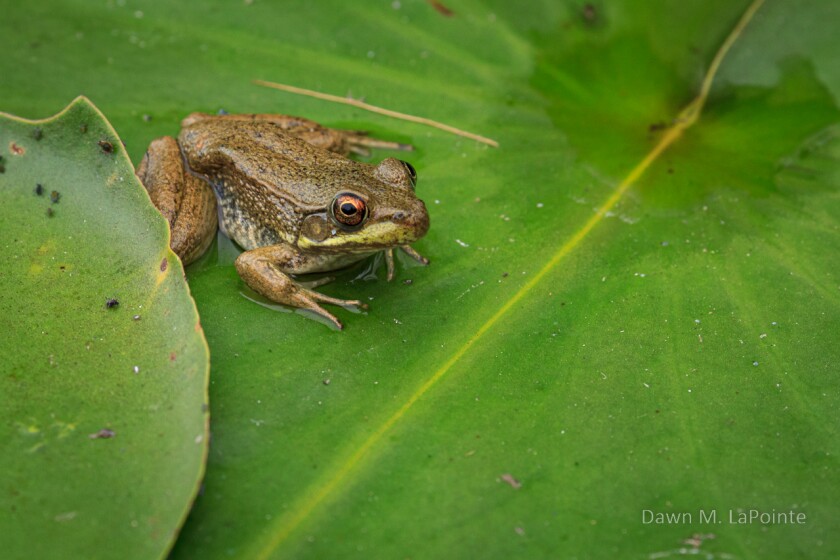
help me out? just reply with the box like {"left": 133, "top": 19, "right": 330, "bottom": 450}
{"left": 306, "top": 304, "right": 345, "bottom": 330}
{"left": 289, "top": 289, "right": 347, "bottom": 330}
{"left": 302, "top": 287, "right": 368, "bottom": 311}
{"left": 401, "top": 245, "right": 430, "bottom": 265}
{"left": 300, "top": 275, "right": 335, "bottom": 289}
{"left": 385, "top": 248, "right": 396, "bottom": 282}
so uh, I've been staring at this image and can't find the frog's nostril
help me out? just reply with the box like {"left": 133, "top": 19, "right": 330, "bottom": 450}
{"left": 393, "top": 211, "right": 406, "bottom": 221}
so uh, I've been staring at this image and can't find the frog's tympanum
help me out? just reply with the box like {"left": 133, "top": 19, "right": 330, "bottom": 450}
{"left": 136, "top": 113, "right": 429, "bottom": 329}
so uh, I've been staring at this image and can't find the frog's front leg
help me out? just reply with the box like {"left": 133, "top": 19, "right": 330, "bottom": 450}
{"left": 235, "top": 244, "right": 366, "bottom": 330}
{"left": 383, "top": 246, "right": 431, "bottom": 281}
{"left": 181, "top": 113, "right": 412, "bottom": 157}
{"left": 136, "top": 136, "right": 218, "bottom": 265}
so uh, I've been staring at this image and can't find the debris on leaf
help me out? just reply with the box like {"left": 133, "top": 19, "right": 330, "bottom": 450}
{"left": 98, "top": 139, "right": 114, "bottom": 154}
{"left": 500, "top": 473, "right": 522, "bottom": 489}
{"left": 89, "top": 428, "right": 115, "bottom": 439}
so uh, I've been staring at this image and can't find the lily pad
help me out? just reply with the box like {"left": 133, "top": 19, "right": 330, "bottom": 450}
{"left": 1, "top": 1, "right": 839, "bottom": 559}
{"left": 0, "top": 98, "right": 209, "bottom": 560}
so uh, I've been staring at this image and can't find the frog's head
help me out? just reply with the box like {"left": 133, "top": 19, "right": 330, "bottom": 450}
{"left": 298, "top": 158, "right": 429, "bottom": 253}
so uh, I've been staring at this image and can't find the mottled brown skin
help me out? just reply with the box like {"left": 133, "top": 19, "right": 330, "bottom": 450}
{"left": 137, "top": 113, "right": 429, "bottom": 329}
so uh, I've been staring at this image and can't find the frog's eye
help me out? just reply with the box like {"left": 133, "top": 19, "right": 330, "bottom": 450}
{"left": 399, "top": 160, "right": 417, "bottom": 188}
{"left": 331, "top": 193, "right": 368, "bottom": 229}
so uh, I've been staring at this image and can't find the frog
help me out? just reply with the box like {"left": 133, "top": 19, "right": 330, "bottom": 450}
{"left": 135, "top": 113, "right": 429, "bottom": 329}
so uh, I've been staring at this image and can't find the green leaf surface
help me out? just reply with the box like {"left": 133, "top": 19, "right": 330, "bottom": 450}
{"left": 2, "top": 1, "right": 839, "bottom": 558}
{"left": 0, "top": 98, "right": 209, "bottom": 559}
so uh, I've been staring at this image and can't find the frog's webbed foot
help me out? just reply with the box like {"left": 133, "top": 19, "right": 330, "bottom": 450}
{"left": 293, "top": 287, "right": 368, "bottom": 330}
{"left": 384, "top": 246, "right": 430, "bottom": 282}
{"left": 236, "top": 245, "right": 366, "bottom": 330}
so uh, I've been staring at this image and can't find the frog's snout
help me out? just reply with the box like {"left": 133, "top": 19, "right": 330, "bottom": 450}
{"left": 392, "top": 199, "right": 430, "bottom": 240}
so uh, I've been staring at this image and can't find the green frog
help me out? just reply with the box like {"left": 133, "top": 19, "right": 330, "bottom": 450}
{"left": 136, "top": 113, "right": 429, "bottom": 329}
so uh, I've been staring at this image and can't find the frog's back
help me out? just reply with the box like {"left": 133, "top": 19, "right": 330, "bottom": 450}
{"left": 178, "top": 120, "right": 370, "bottom": 250}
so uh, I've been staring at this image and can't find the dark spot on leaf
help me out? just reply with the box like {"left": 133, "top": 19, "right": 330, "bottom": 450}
{"left": 98, "top": 140, "right": 114, "bottom": 154}
{"left": 10, "top": 142, "right": 24, "bottom": 155}
{"left": 89, "top": 428, "right": 115, "bottom": 439}
{"left": 160, "top": 258, "right": 168, "bottom": 272}
{"left": 649, "top": 121, "right": 667, "bottom": 132}
{"left": 32, "top": 127, "right": 43, "bottom": 141}
{"left": 50, "top": 190, "right": 60, "bottom": 203}
{"left": 105, "top": 298, "right": 119, "bottom": 309}
{"left": 80, "top": 123, "right": 88, "bottom": 133}
{"left": 170, "top": 352, "right": 177, "bottom": 362}
{"left": 502, "top": 272, "right": 509, "bottom": 278}
{"left": 668, "top": 168, "right": 674, "bottom": 174}
{"left": 35, "top": 183, "right": 44, "bottom": 196}
{"left": 428, "top": 0, "right": 454, "bottom": 16}
{"left": 46, "top": 207, "right": 55, "bottom": 218}
{"left": 582, "top": 3, "right": 597, "bottom": 23}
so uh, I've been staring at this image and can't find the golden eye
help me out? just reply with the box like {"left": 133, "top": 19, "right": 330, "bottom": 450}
{"left": 331, "top": 193, "right": 368, "bottom": 228}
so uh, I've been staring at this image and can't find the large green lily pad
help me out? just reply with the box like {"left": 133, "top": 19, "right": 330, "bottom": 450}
{"left": 1, "top": 0, "right": 839, "bottom": 558}
{"left": 0, "top": 98, "right": 209, "bottom": 559}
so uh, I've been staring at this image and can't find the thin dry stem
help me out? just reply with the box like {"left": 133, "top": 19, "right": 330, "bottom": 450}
{"left": 253, "top": 79, "right": 499, "bottom": 148}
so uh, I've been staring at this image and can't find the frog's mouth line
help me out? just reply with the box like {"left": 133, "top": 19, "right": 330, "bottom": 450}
{"left": 299, "top": 220, "right": 425, "bottom": 252}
